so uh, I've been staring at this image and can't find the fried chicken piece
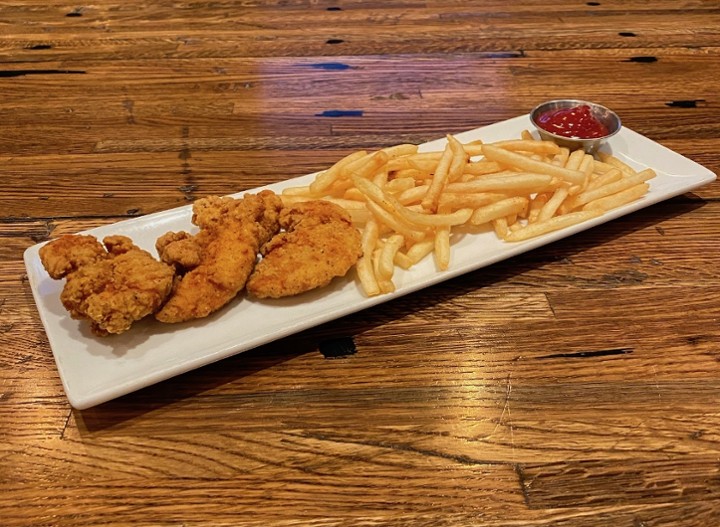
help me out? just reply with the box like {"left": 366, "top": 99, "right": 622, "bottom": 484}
{"left": 246, "top": 200, "right": 362, "bottom": 299}
{"left": 154, "top": 190, "right": 283, "bottom": 323}
{"left": 39, "top": 234, "right": 107, "bottom": 279}
{"left": 39, "top": 234, "right": 176, "bottom": 336}
{"left": 156, "top": 231, "right": 202, "bottom": 269}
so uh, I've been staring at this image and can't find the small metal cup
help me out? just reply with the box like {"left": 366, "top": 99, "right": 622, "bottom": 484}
{"left": 529, "top": 99, "right": 622, "bottom": 154}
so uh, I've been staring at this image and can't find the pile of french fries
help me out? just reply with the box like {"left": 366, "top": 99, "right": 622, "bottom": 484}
{"left": 281, "top": 130, "right": 656, "bottom": 297}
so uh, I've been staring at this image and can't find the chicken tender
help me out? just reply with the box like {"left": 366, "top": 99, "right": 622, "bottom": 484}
{"left": 155, "top": 190, "right": 282, "bottom": 323}
{"left": 39, "top": 234, "right": 175, "bottom": 336}
{"left": 246, "top": 200, "right": 362, "bottom": 299}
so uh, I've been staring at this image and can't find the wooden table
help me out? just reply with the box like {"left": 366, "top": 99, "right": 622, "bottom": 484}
{"left": 3, "top": 1, "right": 719, "bottom": 525}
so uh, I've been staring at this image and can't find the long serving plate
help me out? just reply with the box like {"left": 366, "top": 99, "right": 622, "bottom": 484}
{"left": 24, "top": 114, "right": 717, "bottom": 409}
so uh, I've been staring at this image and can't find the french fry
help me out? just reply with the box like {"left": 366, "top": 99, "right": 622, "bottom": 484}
{"left": 552, "top": 147, "right": 570, "bottom": 167}
{"left": 583, "top": 183, "right": 649, "bottom": 211}
{"left": 568, "top": 168, "right": 655, "bottom": 208}
{"left": 396, "top": 185, "right": 429, "bottom": 205}
{"left": 354, "top": 176, "right": 472, "bottom": 228}
{"left": 356, "top": 255, "right": 380, "bottom": 296}
{"left": 446, "top": 173, "right": 556, "bottom": 194}
{"left": 309, "top": 150, "right": 367, "bottom": 194}
{"left": 421, "top": 140, "right": 455, "bottom": 212}
{"left": 345, "top": 150, "right": 390, "bottom": 180}
{"left": 438, "top": 191, "right": 512, "bottom": 210}
{"left": 361, "top": 218, "right": 380, "bottom": 255}
{"left": 470, "top": 196, "right": 529, "bottom": 226}
{"left": 377, "top": 234, "right": 405, "bottom": 279}
{"left": 447, "top": 134, "right": 469, "bottom": 182}
{"left": 585, "top": 168, "right": 622, "bottom": 192}
{"left": 564, "top": 148, "right": 586, "bottom": 171}
{"left": 527, "top": 192, "right": 549, "bottom": 223}
{"left": 384, "top": 177, "right": 416, "bottom": 193}
{"left": 492, "top": 217, "right": 510, "bottom": 239}
{"left": 365, "top": 200, "right": 427, "bottom": 243}
{"left": 394, "top": 250, "right": 414, "bottom": 270}
{"left": 504, "top": 209, "right": 603, "bottom": 242}
{"left": 464, "top": 160, "right": 503, "bottom": 176}
{"left": 400, "top": 239, "right": 433, "bottom": 265}
{"left": 382, "top": 143, "right": 418, "bottom": 158}
{"left": 492, "top": 139, "right": 561, "bottom": 155}
{"left": 462, "top": 142, "right": 484, "bottom": 157}
{"left": 482, "top": 144, "right": 586, "bottom": 185}
{"left": 597, "top": 152, "right": 636, "bottom": 175}
{"left": 434, "top": 226, "right": 451, "bottom": 271}
{"left": 282, "top": 185, "right": 315, "bottom": 197}
{"left": 372, "top": 169, "right": 389, "bottom": 188}
{"left": 536, "top": 187, "right": 569, "bottom": 223}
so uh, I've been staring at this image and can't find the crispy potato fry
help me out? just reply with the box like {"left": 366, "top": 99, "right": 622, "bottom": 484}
{"left": 585, "top": 168, "right": 622, "bottom": 191}
{"left": 365, "top": 200, "right": 427, "bottom": 243}
{"left": 346, "top": 150, "right": 390, "bottom": 180}
{"left": 434, "top": 226, "right": 451, "bottom": 271}
{"left": 567, "top": 168, "right": 655, "bottom": 209}
{"left": 405, "top": 239, "right": 435, "bottom": 265}
{"left": 463, "top": 160, "right": 503, "bottom": 176}
{"left": 377, "top": 234, "right": 405, "bottom": 279}
{"left": 482, "top": 144, "right": 586, "bottom": 185}
{"left": 564, "top": 148, "right": 586, "bottom": 171}
{"left": 552, "top": 147, "right": 570, "bottom": 167}
{"left": 447, "top": 134, "right": 469, "bottom": 182}
{"left": 439, "top": 191, "right": 512, "bottom": 210}
{"left": 282, "top": 185, "right": 315, "bottom": 197}
{"left": 492, "top": 217, "right": 510, "bottom": 238}
{"left": 382, "top": 144, "right": 418, "bottom": 158}
{"left": 384, "top": 177, "right": 417, "bottom": 193}
{"left": 421, "top": 141, "right": 455, "bottom": 213}
{"left": 394, "top": 250, "right": 414, "bottom": 270}
{"left": 537, "top": 187, "right": 569, "bottom": 223}
{"left": 583, "top": 183, "right": 650, "bottom": 211}
{"left": 309, "top": 150, "right": 367, "bottom": 194}
{"left": 492, "top": 139, "right": 561, "bottom": 155}
{"left": 396, "top": 185, "right": 429, "bottom": 206}
{"left": 462, "top": 142, "right": 484, "bottom": 157}
{"left": 356, "top": 255, "right": 380, "bottom": 296}
{"left": 470, "top": 196, "right": 529, "bottom": 226}
{"left": 597, "top": 152, "right": 637, "bottom": 175}
{"left": 446, "top": 173, "right": 556, "bottom": 194}
{"left": 372, "top": 169, "right": 389, "bottom": 188}
{"left": 527, "top": 192, "right": 549, "bottom": 223}
{"left": 504, "top": 210, "right": 603, "bottom": 242}
{"left": 354, "top": 176, "right": 472, "bottom": 227}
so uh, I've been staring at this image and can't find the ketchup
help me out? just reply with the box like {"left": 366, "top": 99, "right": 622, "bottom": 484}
{"left": 536, "top": 104, "right": 610, "bottom": 139}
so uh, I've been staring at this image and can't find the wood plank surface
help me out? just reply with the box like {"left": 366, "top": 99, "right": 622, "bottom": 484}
{"left": 1, "top": 1, "right": 719, "bottom": 526}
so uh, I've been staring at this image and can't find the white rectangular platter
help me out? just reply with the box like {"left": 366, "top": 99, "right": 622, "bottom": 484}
{"left": 24, "top": 114, "right": 717, "bottom": 409}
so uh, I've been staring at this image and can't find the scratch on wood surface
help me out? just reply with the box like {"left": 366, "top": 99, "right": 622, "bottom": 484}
{"left": 652, "top": 365, "right": 663, "bottom": 403}
{"left": 487, "top": 373, "right": 514, "bottom": 447}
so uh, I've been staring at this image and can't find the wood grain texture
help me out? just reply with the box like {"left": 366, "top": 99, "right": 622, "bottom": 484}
{"left": 1, "top": 1, "right": 719, "bottom": 526}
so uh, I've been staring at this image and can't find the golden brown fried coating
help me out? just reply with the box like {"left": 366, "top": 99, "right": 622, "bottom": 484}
{"left": 39, "top": 234, "right": 175, "bottom": 336}
{"left": 156, "top": 231, "right": 202, "bottom": 270}
{"left": 38, "top": 234, "right": 106, "bottom": 280}
{"left": 154, "top": 190, "right": 283, "bottom": 323}
{"left": 246, "top": 200, "right": 362, "bottom": 299}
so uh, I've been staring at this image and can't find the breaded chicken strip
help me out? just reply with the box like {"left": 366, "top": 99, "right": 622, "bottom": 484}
{"left": 39, "top": 234, "right": 175, "bottom": 336}
{"left": 246, "top": 200, "right": 362, "bottom": 299}
{"left": 155, "top": 190, "right": 282, "bottom": 323}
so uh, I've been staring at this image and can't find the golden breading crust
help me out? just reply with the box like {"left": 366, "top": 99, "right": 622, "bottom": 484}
{"left": 39, "top": 234, "right": 175, "bottom": 336}
{"left": 246, "top": 200, "right": 362, "bottom": 299}
{"left": 154, "top": 190, "right": 283, "bottom": 323}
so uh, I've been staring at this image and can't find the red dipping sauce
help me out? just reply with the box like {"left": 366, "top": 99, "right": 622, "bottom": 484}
{"left": 536, "top": 104, "right": 610, "bottom": 139}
